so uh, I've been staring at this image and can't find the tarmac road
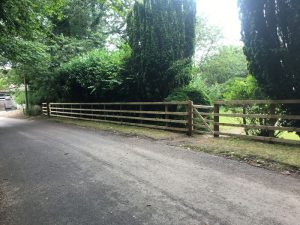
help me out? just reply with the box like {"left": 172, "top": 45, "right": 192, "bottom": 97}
{"left": 0, "top": 117, "right": 299, "bottom": 225}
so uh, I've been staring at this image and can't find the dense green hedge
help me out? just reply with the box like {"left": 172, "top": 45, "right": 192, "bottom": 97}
{"left": 56, "top": 47, "right": 131, "bottom": 102}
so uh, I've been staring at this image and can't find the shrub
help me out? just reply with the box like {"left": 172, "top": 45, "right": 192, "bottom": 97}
{"left": 222, "top": 75, "right": 265, "bottom": 100}
{"left": 165, "top": 85, "right": 211, "bottom": 105}
{"left": 221, "top": 76, "right": 283, "bottom": 137}
{"left": 14, "top": 90, "right": 26, "bottom": 105}
{"left": 27, "top": 105, "right": 42, "bottom": 116}
{"left": 57, "top": 46, "right": 131, "bottom": 102}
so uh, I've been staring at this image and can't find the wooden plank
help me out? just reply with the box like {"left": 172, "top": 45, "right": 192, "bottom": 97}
{"left": 50, "top": 110, "right": 187, "bottom": 124}
{"left": 49, "top": 101, "right": 189, "bottom": 106}
{"left": 215, "top": 122, "right": 300, "bottom": 132}
{"left": 49, "top": 107, "right": 188, "bottom": 116}
{"left": 214, "top": 99, "right": 300, "bottom": 105}
{"left": 203, "top": 119, "right": 214, "bottom": 123}
{"left": 194, "top": 108, "right": 213, "bottom": 133}
{"left": 242, "top": 106, "right": 247, "bottom": 134}
{"left": 139, "top": 105, "right": 143, "bottom": 124}
{"left": 193, "top": 112, "right": 212, "bottom": 116}
{"left": 50, "top": 114, "right": 187, "bottom": 132}
{"left": 103, "top": 105, "right": 106, "bottom": 121}
{"left": 268, "top": 104, "right": 276, "bottom": 137}
{"left": 193, "top": 105, "right": 213, "bottom": 109}
{"left": 165, "top": 105, "right": 169, "bottom": 127}
{"left": 214, "top": 113, "right": 300, "bottom": 120}
{"left": 214, "top": 132, "right": 300, "bottom": 145}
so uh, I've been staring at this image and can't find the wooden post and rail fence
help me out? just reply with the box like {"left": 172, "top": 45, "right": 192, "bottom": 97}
{"left": 42, "top": 99, "right": 300, "bottom": 145}
{"left": 42, "top": 101, "right": 193, "bottom": 134}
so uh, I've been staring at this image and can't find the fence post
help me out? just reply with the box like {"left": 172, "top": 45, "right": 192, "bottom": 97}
{"left": 243, "top": 105, "right": 249, "bottom": 135}
{"left": 47, "top": 102, "right": 50, "bottom": 117}
{"left": 91, "top": 104, "right": 93, "bottom": 120}
{"left": 139, "top": 105, "right": 143, "bottom": 124}
{"left": 165, "top": 105, "right": 169, "bottom": 127}
{"left": 213, "top": 103, "right": 219, "bottom": 137}
{"left": 269, "top": 104, "right": 276, "bottom": 137}
{"left": 120, "top": 105, "right": 123, "bottom": 123}
{"left": 103, "top": 105, "right": 106, "bottom": 120}
{"left": 187, "top": 100, "right": 193, "bottom": 136}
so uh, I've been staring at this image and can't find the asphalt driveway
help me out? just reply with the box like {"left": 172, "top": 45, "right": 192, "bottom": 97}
{"left": 0, "top": 117, "right": 299, "bottom": 225}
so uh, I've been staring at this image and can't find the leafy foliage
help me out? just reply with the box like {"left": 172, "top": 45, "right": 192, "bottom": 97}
{"left": 222, "top": 75, "right": 266, "bottom": 100}
{"left": 46, "top": 0, "right": 134, "bottom": 70}
{"left": 194, "top": 45, "right": 249, "bottom": 101}
{"left": 165, "top": 85, "right": 211, "bottom": 105}
{"left": 53, "top": 47, "right": 131, "bottom": 102}
{"left": 0, "top": 0, "right": 63, "bottom": 64}
{"left": 1, "top": 0, "right": 134, "bottom": 105}
{"left": 222, "top": 75, "right": 281, "bottom": 137}
{"left": 199, "top": 46, "right": 248, "bottom": 86}
{"left": 0, "top": 70, "right": 9, "bottom": 90}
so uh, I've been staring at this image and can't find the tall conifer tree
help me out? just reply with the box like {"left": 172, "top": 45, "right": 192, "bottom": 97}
{"left": 127, "top": 0, "right": 196, "bottom": 100}
{"left": 239, "top": 0, "right": 300, "bottom": 130}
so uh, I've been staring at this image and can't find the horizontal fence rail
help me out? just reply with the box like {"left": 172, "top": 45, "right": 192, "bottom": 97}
{"left": 193, "top": 100, "right": 300, "bottom": 145}
{"left": 42, "top": 101, "right": 193, "bottom": 134}
{"left": 43, "top": 100, "right": 300, "bottom": 144}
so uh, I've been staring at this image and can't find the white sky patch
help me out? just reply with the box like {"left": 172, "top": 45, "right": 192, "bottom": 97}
{"left": 196, "top": 0, "right": 243, "bottom": 46}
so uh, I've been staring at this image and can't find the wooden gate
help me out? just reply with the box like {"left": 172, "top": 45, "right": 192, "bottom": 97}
{"left": 193, "top": 100, "right": 300, "bottom": 145}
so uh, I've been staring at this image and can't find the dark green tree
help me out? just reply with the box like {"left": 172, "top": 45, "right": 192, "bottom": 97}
{"left": 239, "top": 0, "right": 300, "bottom": 130}
{"left": 127, "top": 0, "right": 196, "bottom": 101}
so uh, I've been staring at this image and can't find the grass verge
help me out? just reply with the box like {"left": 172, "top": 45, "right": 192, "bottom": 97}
{"left": 185, "top": 137, "right": 300, "bottom": 174}
{"left": 49, "top": 117, "right": 181, "bottom": 140}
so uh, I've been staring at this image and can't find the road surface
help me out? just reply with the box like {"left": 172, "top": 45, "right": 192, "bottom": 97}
{"left": 0, "top": 117, "right": 299, "bottom": 225}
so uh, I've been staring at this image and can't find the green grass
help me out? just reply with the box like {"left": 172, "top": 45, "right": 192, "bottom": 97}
{"left": 278, "top": 132, "right": 300, "bottom": 141}
{"left": 219, "top": 116, "right": 243, "bottom": 132}
{"left": 187, "top": 137, "right": 300, "bottom": 172}
{"left": 218, "top": 110, "right": 300, "bottom": 141}
{"left": 50, "top": 117, "right": 180, "bottom": 140}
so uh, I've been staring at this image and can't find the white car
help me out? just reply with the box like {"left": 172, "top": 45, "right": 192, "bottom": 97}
{"left": 4, "top": 96, "right": 14, "bottom": 109}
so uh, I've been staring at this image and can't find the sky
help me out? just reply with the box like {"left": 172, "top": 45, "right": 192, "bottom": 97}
{"left": 196, "top": 0, "right": 242, "bottom": 45}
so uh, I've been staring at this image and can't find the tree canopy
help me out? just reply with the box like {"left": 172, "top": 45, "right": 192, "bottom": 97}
{"left": 195, "top": 15, "right": 223, "bottom": 64}
{"left": 199, "top": 45, "right": 248, "bottom": 86}
{"left": 0, "top": 0, "right": 63, "bottom": 64}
